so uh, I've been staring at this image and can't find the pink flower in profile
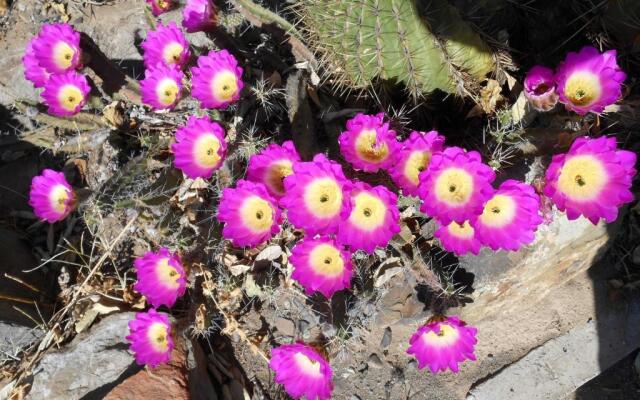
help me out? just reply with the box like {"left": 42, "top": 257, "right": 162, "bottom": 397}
{"left": 337, "top": 182, "right": 400, "bottom": 253}
{"left": 141, "top": 22, "right": 190, "bottom": 70}
{"left": 23, "top": 40, "right": 50, "bottom": 88}
{"left": 126, "top": 309, "right": 173, "bottom": 368}
{"left": 338, "top": 113, "right": 399, "bottom": 173}
{"left": 281, "top": 154, "right": 352, "bottom": 236}
{"left": 290, "top": 237, "right": 353, "bottom": 298}
{"left": 146, "top": 0, "right": 175, "bottom": 16}
{"left": 407, "top": 316, "right": 477, "bottom": 374}
{"left": 524, "top": 65, "right": 559, "bottom": 112}
{"left": 418, "top": 147, "right": 495, "bottom": 225}
{"left": 183, "top": 0, "right": 217, "bottom": 33}
{"left": 217, "top": 180, "right": 281, "bottom": 247}
{"left": 388, "top": 130, "right": 445, "bottom": 196}
{"left": 141, "top": 63, "right": 183, "bottom": 111}
{"left": 269, "top": 343, "right": 333, "bottom": 400}
{"left": 191, "top": 50, "right": 243, "bottom": 109}
{"left": 556, "top": 46, "right": 626, "bottom": 115}
{"left": 434, "top": 221, "right": 482, "bottom": 256}
{"left": 41, "top": 71, "right": 90, "bottom": 117}
{"left": 172, "top": 116, "right": 227, "bottom": 179}
{"left": 473, "top": 180, "right": 543, "bottom": 251}
{"left": 31, "top": 23, "right": 81, "bottom": 74}
{"left": 544, "top": 136, "right": 636, "bottom": 224}
{"left": 246, "top": 141, "right": 301, "bottom": 199}
{"left": 29, "top": 169, "right": 75, "bottom": 223}
{"left": 133, "top": 248, "right": 187, "bottom": 308}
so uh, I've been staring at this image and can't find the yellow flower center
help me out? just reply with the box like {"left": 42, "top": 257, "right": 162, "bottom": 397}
{"left": 156, "top": 0, "right": 169, "bottom": 9}
{"left": 446, "top": 220, "right": 475, "bottom": 239}
{"left": 421, "top": 323, "right": 460, "bottom": 347}
{"left": 557, "top": 155, "right": 607, "bottom": 201}
{"left": 294, "top": 352, "right": 322, "bottom": 377}
{"left": 147, "top": 322, "right": 170, "bottom": 353}
{"left": 49, "top": 184, "right": 70, "bottom": 214}
{"left": 193, "top": 134, "right": 222, "bottom": 169}
{"left": 57, "top": 85, "right": 84, "bottom": 112}
{"left": 156, "top": 78, "right": 179, "bottom": 107}
{"left": 348, "top": 192, "right": 386, "bottom": 231}
{"left": 156, "top": 257, "right": 181, "bottom": 289}
{"left": 53, "top": 41, "right": 75, "bottom": 70}
{"left": 564, "top": 72, "right": 601, "bottom": 107}
{"left": 403, "top": 150, "right": 432, "bottom": 185}
{"left": 211, "top": 70, "right": 239, "bottom": 102}
{"left": 303, "top": 178, "right": 343, "bottom": 218}
{"left": 239, "top": 196, "right": 273, "bottom": 233}
{"left": 478, "top": 194, "right": 516, "bottom": 228}
{"left": 162, "top": 42, "right": 185, "bottom": 65}
{"left": 355, "top": 129, "right": 389, "bottom": 163}
{"left": 434, "top": 168, "right": 474, "bottom": 206}
{"left": 265, "top": 160, "right": 294, "bottom": 196}
{"left": 308, "top": 243, "right": 344, "bottom": 277}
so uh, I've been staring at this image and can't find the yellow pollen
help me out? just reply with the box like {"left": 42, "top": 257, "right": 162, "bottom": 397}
{"left": 156, "top": 78, "right": 179, "bottom": 106}
{"left": 53, "top": 41, "right": 75, "bottom": 69}
{"left": 446, "top": 220, "right": 475, "bottom": 239}
{"left": 156, "top": 258, "right": 181, "bottom": 289}
{"left": 57, "top": 85, "right": 84, "bottom": 112}
{"left": 403, "top": 150, "right": 432, "bottom": 185}
{"left": 308, "top": 243, "right": 344, "bottom": 277}
{"left": 303, "top": 178, "right": 343, "bottom": 218}
{"left": 557, "top": 155, "right": 607, "bottom": 201}
{"left": 49, "top": 185, "right": 71, "bottom": 214}
{"left": 478, "top": 194, "right": 516, "bottom": 228}
{"left": 239, "top": 196, "right": 273, "bottom": 233}
{"left": 156, "top": 0, "right": 169, "bottom": 9}
{"left": 348, "top": 192, "right": 386, "bottom": 231}
{"left": 265, "top": 160, "right": 294, "bottom": 196}
{"left": 193, "top": 134, "right": 222, "bottom": 169}
{"left": 211, "top": 70, "right": 239, "bottom": 102}
{"left": 294, "top": 353, "right": 322, "bottom": 377}
{"left": 147, "top": 322, "right": 170, "bottom": 353}
{"left": 162, "top": 42, "right": 185, "bottom": 65}
{"left": 421, "top": 323, "right": 460, "bottom": 347}
{"left": 434, "top": 168, "right": 474, "bottom": 206}
{"left": 354, "top": 129, "right": 389, "bottom": 163}
{"left": 564, "top": 72, "right": 601, "bottom": 107}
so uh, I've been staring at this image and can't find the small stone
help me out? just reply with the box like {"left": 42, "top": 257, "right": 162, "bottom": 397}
{"left": 380, "top": 327, "right": 392, "bottom": 349}
{"left": 632, "top": 246, "right": 640, "bottom": 265}
{"left": 273, "top": 317, "right": 295, "bottom": 337}
{"left": 367, "top": 353, "right": 384, "bottom": 369}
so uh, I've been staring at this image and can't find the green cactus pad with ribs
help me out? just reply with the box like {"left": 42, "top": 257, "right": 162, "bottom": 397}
{"left": 297, "top": 0, "right": 496, "bottom": 99}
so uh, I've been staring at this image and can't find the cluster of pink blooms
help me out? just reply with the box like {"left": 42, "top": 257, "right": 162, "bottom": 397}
{"left": 524, "top": 46, "right": 626, "bottom": 114}
{"left": 23, "top": 23, "right": 90, "bottom": 117}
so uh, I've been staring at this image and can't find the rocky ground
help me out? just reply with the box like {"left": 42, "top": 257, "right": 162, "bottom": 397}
{"left": 0, "top": 1, "right": 639, "bottom": 399}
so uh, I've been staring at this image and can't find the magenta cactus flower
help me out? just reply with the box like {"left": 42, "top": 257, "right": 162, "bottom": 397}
{"left": 183, "top": 0, "right": 217, "bottom": 33}
{"left": 126, "top": 309, "right": 173, "bottom": 368}
{"left": 140, "top": 63, "right": 183, "bottom": 111}
{"left": 133, "top": 248, "right": 187, "bottom": 308}
{"left": 41, "top": 71, "right": 90, "bottom": 117}
{"left": 146, "top": 0, "right": 175, "bottom": 16}
{"left": 141, "top": 22, "right": 190, "bottom": 70}
{"left": 388, "top": 130, "right": 445, "bottom": 196}
{"left": 191, "top": 50, "right": 243, "bottom": 109}
{"left": 23, "top": 40, "right": 50, "bottom": 88}
{"left": 31, "top": 23, "right": 81, "bottom": 74}
{"left": 544, "top": 136, "right": 636, "bottom": 224}
{"left": 246, "top": 141, "right": 301, "bottom": 199}
{"left": 337, "top": 182, "right": 400, "bottom": 253}
{"left": 290, "top": 236, "right": 353, "bottom": 298}
{"left": 217, "top": 180, "right": 281, "bottom": 247}
{"left": 338, "top": 113, "right": 399, "bottom": 173}
{"left": 473, "top": 180, "right": 543, "bottom": 251}
{"left": 523, "top": 65, "right": 559, "bottom": 112}
{"left": 172, "top": 115, "right": 227, "bottom": 179}
{"left": 28, "top": 169, "right": 75, "bottom": 223}
{"left": 407, "top": 316, "right": 477, "bottom": 374}
{"left": 556, "top": 46, "right": 626, "bottom": 115}
{"left": 280, "top": 154, "right": 352, "bottom": 236}
{"left": 269, "top": 343, "right": 333, "bottom": 400}
{"left": 418, "top": 147, "right": 495, "bottom": 225}
{"left": 434, "top": 221, "right": 482, "bottom": 256}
